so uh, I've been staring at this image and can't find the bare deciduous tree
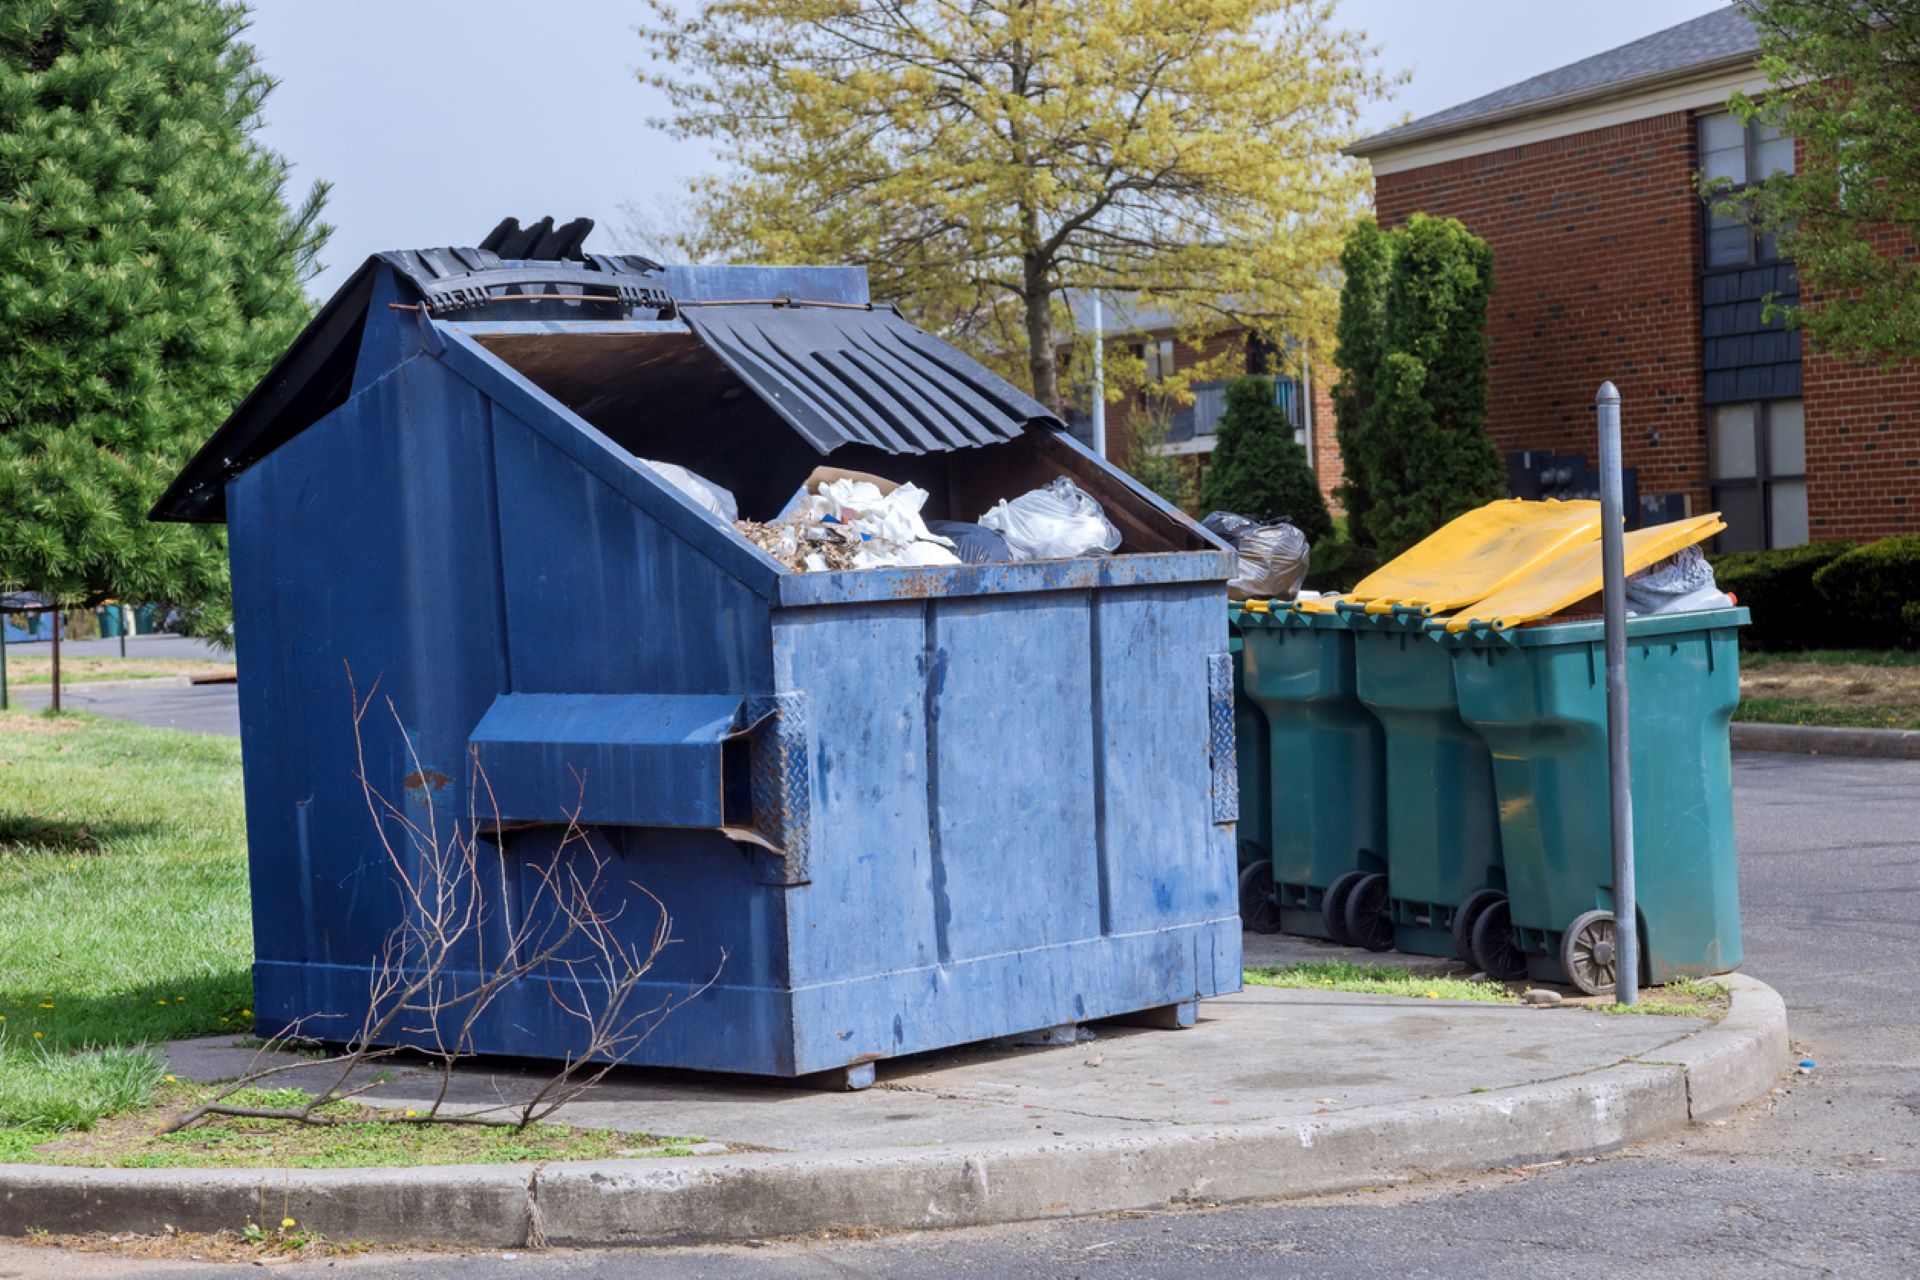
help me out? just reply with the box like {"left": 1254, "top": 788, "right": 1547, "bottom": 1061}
{"left": 164, "top": 669, "right": 720, "bottom": 1137}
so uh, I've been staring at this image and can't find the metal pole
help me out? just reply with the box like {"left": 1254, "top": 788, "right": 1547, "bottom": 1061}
{"left": 1090, "top": 295, "right": 1107, "bottom": 458}
{"left": 1596, "top": 381, "right": 1638, "bottom": 1007}
{"left": 118, "top": 604, "right": 127, "bottom": 658}
{"left": 50, "top": 606, "right": 62, "bottom": 715}
{"left": 0, "top": 614, "right": 9, "bottom": 712}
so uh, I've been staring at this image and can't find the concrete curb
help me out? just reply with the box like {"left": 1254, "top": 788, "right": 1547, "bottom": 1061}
{"left": 0, "top": 975, "right": 1789, "bottom": 1247}
{"left": 1733, "top": 722, "right": 1920, "bottom": 760}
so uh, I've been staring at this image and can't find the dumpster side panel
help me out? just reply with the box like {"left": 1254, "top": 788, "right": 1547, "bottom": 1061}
{"left": 489, "top": 406, "right": 774, "bottom": 697}
{"left": 230, "top": 354, "right": 801, "bottom": 1074}
{"left": 1095, "top": 586, "right": 1236, "bottom": 936}
{"left": 771, "top": 583, "right": 1239, "bottom": 1074}
{"left": 228, "top": 356, "right": 516, "bottom": 1035}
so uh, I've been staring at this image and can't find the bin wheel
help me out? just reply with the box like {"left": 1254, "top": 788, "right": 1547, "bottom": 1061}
{"left": 1452, "top": 889, "right": 1507, "bottom": 966}
{"left": 1469, "top": 898, "right": 1528, "bottom": 981}
{"left": 1342, "top": 872, "right": 1394, "bottom": 952}
{"left": 1560, "top": 910, "right": 1619, "bottom": 996}
{"left": 1238, "top": 861, "right": 1282, "bottom": 935}
{"left": 1322, "top": 871, "right": 1368, "bottom": 946}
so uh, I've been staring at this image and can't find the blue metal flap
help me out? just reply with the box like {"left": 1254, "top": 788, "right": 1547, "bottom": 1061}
{"left": 470, "top": 692, "right": 751, "bottom": 829}
{"left": 681, "top": 304, "right": 1062, "bottom": 455}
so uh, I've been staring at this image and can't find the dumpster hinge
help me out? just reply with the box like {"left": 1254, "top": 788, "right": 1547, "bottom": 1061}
{"left": 1206, "top": 652, "right": 1238, "bottom": 825}
{"left": 738, "top": 692, "right": 812, "bottom": 882}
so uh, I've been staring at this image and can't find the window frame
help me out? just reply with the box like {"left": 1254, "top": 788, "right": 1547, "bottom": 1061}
{"left": 1708, "top": 398, "right": 1808, "bottom": 552}
{"left": 1697, "top": 110, "right": 1791, "bottom": 273}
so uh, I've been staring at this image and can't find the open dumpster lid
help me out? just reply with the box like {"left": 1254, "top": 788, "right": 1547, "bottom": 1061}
{"left": 152, "top": 239, "right": 1060, "bottom": 524}
{"left": 1441, "top": 513, "right": 1728, "bottom": 633}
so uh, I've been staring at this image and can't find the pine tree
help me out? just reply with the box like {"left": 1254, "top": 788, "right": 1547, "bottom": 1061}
{"left": 0, "top": 1, "right": 328, "bottom": 657}
{"left": 1198, "top": 376, "right": 1332, "bottom": 543}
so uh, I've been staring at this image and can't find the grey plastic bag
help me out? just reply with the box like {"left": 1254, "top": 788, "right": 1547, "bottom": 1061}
{"left": 1203, "top": 510, "right": 1311, "bottom": 602}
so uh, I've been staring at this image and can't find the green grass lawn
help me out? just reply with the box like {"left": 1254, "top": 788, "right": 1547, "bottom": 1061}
{"left": 0, "top": 712, "right": 250, "bottom": 1130}
{"left": 1244, "top": 960, "right": 1519, "bottom": 1003}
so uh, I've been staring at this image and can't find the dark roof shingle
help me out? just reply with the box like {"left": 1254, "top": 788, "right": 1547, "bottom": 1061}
{"left": 1349, "top": 5, "right": 1760, "bottom": 155}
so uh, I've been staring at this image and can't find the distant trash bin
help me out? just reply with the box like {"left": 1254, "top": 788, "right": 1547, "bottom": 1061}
{"left": 1228, "top": 614, "right": 1277, "bottom": 933}
{"left": 1233, "top": 603, "right": 1386, "bottom": 943}
{"left": 150, "top": 229, "right": 1242, "bottom": 1084}
{"left": 1441, "top": 607, "right": 1749, "bottom": 992}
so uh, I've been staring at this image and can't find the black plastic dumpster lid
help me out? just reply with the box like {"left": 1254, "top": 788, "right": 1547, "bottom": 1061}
{"left": 679, "top": 302, "right": 1058, "bottom": 455}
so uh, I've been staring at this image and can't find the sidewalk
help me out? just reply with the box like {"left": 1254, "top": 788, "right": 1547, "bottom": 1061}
{"left": 0, "top": 968, "right": 1787, "bottom": 1247}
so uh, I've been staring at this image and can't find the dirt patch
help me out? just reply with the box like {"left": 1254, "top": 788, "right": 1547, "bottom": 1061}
{"left": 0, "top": 712, "right": 85, "bottom": 736}
{"left": 18, "top": 1227, "right": 383, "bottom": 1265}
{"left": 1740, "top": 662, "right": 1920, "bottom": 712}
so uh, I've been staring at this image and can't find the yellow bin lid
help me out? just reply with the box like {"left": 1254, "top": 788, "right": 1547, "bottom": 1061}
{"left": 1441, "top": 513, "right": 1727, "bottom": 633}
{"left": 1345, "top": 498, "right": 1604, "bottom": 614}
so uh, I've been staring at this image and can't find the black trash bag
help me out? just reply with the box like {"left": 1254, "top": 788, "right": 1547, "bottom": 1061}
{"left": 1203, "top": 511, "right": 1311, "bottom": 602}
{"left": 925, "top": 519, "right": 1014, "bottom": 565}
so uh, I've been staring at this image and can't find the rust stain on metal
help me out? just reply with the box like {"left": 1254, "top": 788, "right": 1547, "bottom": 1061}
{"left": 402, "top": 768, "right": 452, "bottom": 793}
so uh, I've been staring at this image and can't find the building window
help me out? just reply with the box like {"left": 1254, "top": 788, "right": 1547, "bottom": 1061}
{"left": 1699, "top": 110, "right": 1793, "bottom": 269}
{"left": 1139, "top": 337, "right": 1175, "bottom": 381}
{"left": 1710, "top": 399, "right": 1807, "bottom": 552}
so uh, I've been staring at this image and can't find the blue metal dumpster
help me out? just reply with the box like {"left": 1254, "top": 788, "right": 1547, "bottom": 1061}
{"left": 151, "top": 226, "right": 1242, "bottom": 1086}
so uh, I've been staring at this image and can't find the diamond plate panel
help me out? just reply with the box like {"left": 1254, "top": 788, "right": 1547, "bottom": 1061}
{"left": 745, "top": 691, "right": 811, "bottom": 881}
{"left": 1207, "top": 651, "right": 1239, "bottom": 825}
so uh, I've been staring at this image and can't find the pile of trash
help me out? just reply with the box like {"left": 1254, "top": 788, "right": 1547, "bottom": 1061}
{"left": 643, "top": 460, "right": 1125, "bottom": 574}
{"left": 1203, "top": 511, "right": 1310, "bottom": 602}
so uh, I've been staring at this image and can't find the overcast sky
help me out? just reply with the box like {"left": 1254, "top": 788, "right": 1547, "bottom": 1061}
{"left": 247, "top": 1, "right": 1729, "bottom": 300}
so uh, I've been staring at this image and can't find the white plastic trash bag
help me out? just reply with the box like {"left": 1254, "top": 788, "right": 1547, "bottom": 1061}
{"left": 641, "top": 459, "right": 738, "bottom": 523}
{"left": 977, "top": 477, "right": 1122, "bottom": 560}
{"left": 1624, "top": 544, "right": 1733, "bottom": 615}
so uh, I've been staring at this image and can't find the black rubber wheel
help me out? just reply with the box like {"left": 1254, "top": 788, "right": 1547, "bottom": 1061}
{"left": 1238, "top": 861, "right": 1282, "bottom": 935}
{"left": 1342, "top": 872, "right": 1394, "bottom": 952}
{"left": 1470, "top": 897, "right": 1528, "bottom": 980}
{"left": 1452, "top": 888, "right": 1507, "bottom": 966}
{"left": 1560, "top": 910, "right": 1619, "bottom": 996}
{"left": 1322, "top": 871, "right": 1368, "bottom": 945}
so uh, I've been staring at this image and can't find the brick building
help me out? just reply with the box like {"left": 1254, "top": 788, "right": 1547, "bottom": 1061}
{"left": 1347, "top": 5, "right": 1919, "bottom": 550}
{"left": 1062, "top": 295, "right": 1341, "bottom": 507}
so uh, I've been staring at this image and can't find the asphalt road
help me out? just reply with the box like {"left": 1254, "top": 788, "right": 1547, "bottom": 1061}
{"left": 5, "top": 745, "right": 1917, "bottom": 1278}
{"left": 5, "top": 680, "right": 239, "bottom": 736}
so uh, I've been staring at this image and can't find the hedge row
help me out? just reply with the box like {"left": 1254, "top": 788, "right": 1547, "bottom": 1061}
{"left": 1711, "top": 534, "right": 1920, "bottom": 650}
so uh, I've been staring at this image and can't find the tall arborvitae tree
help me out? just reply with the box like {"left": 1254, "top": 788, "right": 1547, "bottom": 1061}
{"left": 1198, "top": 376, "right": 1332, "bottom": 543}
{"left": 1333, "top": 214, "right": 1502, "bottom": 559}
{"left": 1331, "top": 218, "right": 1392, "bottom": 548}
{"left": 0, "top": 0, "right": 328, "bottom": 676}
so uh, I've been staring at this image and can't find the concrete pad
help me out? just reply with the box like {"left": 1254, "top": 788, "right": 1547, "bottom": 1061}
{"left": 0, "top": 977, "right": 1785, "bottom": 1247}
{"left": 159, "top": 988, "right": 1702, "bottom": 1155}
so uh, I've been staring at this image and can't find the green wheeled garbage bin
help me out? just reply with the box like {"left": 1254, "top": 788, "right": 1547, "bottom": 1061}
{"left": 1344, "top": 606, "right": 1509, "bottom": 963}
{"left": 1442, "top": 607, "right": 1749, "bottom": 993}
{"left": 1236, "top": 602, "right": 1387, "bottom": 944}
{"left": 1228, "top": 614, "right": 1279, "bottom": 933}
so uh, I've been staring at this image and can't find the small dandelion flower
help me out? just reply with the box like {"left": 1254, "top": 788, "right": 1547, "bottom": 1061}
{"left": 164, "top": 1075, "right": 177, "bottom": 1083}
{"left": 219, "top": 1016, "right": 229, "bottom": 1023}
{"left": 242, "top": 1009, "right": 252, "bottom": 1017}
{"left": 38, "top": 1003, "right": 52, "bottom": 1009}
{"left": 1425, "top": 991, "right": 1440, "bottom": 999}
{"left": 156, "top": 999, "right": 168, "bottom": 1005}
{"left": 32, "top": 1031, "right": 42, "bottom": 1039}
{"left": 281, "top": 1217, "right": 296, "bottom": 1229}
{"left": 405, "top": 1109, "right": 418, "bottom": 1117}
